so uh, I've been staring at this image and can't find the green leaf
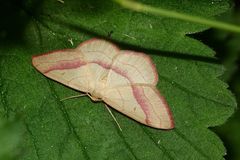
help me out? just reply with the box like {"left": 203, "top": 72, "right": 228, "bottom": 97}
{"left": 114, "top": 0, "right": 240, "bottom": 33}
{"left": 0, "top": 117, "right": 24, "bottom": 160}
{"left": 0, "top": 0, "right": 236, "bottom": 159}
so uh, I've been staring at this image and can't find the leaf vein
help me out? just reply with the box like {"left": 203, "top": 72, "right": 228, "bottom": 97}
{"left": 47, "top": 81, "right": 91, "bottom": 160}
{"left": 141, "top": 127, "right": 175, "bottom": 160}
{"left": 159, "top": 75, "right": 232, "bottom": 107}
{"left": 174, "top": 129, "right": 209, "bottom": 159}
{"left": 106, "top": 108, "right": 139, "bottom": 160}
{"left": 25, "top": 123, "right": 41, "bottom": 160}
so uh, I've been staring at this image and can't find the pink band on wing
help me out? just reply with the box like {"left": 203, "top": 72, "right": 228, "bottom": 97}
{"left": 43, "top": 59, "right": 87, "bottom": 74}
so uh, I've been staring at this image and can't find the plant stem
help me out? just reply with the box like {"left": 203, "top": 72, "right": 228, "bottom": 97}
{"left": 114, "top": 0, "right": 240, "bottom": 33}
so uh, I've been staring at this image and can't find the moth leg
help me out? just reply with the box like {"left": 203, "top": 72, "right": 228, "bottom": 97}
{"left": 104, "top": 103, "right": 122, "bottom": 132}
{"left": 60, "top": 94, "right": 87, "bottom": 101}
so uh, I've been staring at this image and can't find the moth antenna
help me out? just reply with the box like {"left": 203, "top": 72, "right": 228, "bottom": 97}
{"left": 104, "top": 103, "right": 122, "bottom": 132}
{"left": 60, "top": 94, "right": 87, "bottom": 101}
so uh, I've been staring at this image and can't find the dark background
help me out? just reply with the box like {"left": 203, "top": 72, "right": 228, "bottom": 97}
{"left": 197, "top": 0, "right": 240, "bottom": 159}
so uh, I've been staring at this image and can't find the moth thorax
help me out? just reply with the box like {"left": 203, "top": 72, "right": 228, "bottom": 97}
{"left": 90, "top": 80, "right": 106, "bottom": 101}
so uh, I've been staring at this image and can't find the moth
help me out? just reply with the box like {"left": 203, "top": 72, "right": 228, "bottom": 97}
{"left": 32, "top": 38, "right": 174, "bottom": 129}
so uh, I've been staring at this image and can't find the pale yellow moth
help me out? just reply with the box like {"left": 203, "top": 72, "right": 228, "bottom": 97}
{"left": 32, "top": 38, "right": 174, "bottom": 129}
